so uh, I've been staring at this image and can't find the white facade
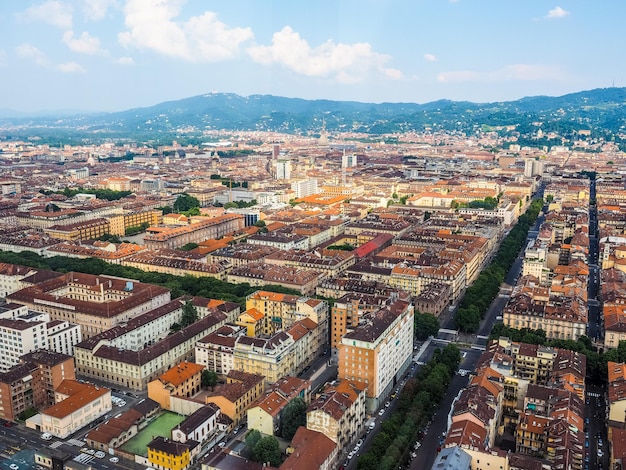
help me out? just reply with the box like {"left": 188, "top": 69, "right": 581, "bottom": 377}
{"left": 47, "top": 321, "right": 83, "bottom": 356}
{"left": 0, "top": 312, "right": 83, "bottom": 372}
{"left": 0, "top": 319, "right": 46, "bottom": 372}
{"left": 291, "top": 178, "right": 318, "bottom": 198}
{"left": 276, "top": 159, "right": 291, "bottom": 180}
{"left": 171, "top": 405, "right": 220, "bottom": 444}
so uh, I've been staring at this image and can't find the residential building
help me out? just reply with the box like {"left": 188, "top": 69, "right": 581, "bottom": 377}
{"left": 205, "top": 370, "right": 264, "bottom": 426}
{"left": 147, "top": 436, "right": 199, "bottom": 470}
{"left": 338, "top": 299, "right": 413, "bottom": 412}
{"left": 148, "top": 361, "right": 205, "bottom": 411}
{"left": 247, "top": 376, "right": 310, "bottom": 436}
{"left": 306, "top": 379, "right": 367, "bottom": 449}
{"left": 282, "top": 427, "right": 338, "bottom": 470}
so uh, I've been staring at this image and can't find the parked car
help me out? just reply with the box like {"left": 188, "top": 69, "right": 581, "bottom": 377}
{"left": 41, "top": 433, "right": 52, "bottom": 440}
{"left": 109, "top": 457, "right": 119, "bottom": 463}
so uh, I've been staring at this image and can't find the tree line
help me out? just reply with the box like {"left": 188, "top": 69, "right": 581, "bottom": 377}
{"left": 0, "top": 250, "right": 300, "bottom": 308}
{"left": 357, "top": 343, "right": 461, "bottom": 470}
{"left": 455, "top": 198, "right": 543, "bottom": 332}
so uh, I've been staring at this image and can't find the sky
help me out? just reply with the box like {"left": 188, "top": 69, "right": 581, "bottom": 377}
{"left": 1, "top": 0, "right": 625, "bottom": 114}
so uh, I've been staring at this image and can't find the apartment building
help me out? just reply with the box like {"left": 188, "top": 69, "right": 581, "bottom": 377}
{"left": 74, "top": 311, "right": 227, "bottom": 390}
{"left": 247, "top": 376, "right": 310, "bottom": 436}
{"left": 233, "top": 318, "right": 320, "bottom": 385}
{"left": 195, "top": 324, "right": 245, "bottom": 377}
{"left": 306, "top": 379, "right": 367, "bottom": 449}
{"left": 227, "top": 263, "right": 323, "bottom": 295}
{"left": 338, "top": 299, "right": 413, "bottom": 412}
{"left": 205, "top": 370, "right": 265, "bottom": 426}
{"left": 44, "top": 218, "right": 111, "bottom": 241}
{"left": 245, "top": 290, "right": 329, "bottom": 340}
{"left": 0, "top": 362, "right": 45, "bottom": 421}
{"left": 147, "top": 436, "right": 198, "bottom": 470}
{"left": 148, "top": 361, "right": 204, "bottom": 411}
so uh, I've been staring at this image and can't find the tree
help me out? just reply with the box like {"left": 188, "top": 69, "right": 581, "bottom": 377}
{"left": 180, "top": 243, "right": 199, "bottom": 251}
{"left": 281, "top": 397, "right": 307, "bottom": 439}
{"left": 180, "top": 300, "right": 198, "bottom": 327}
{"left": 254, "top": 436, "right": 281, "bottom": 467}
{"left": 201, "top": 370, "right": 218, "bottom": 390}
{"left": 173, "top": 193, "right": 200, "bottom": 212}
{"left": 414, "top": 312, "right": 439, "bottom": 340}
{"left": 245, "top": 429, "right": 262, "bottom": 449}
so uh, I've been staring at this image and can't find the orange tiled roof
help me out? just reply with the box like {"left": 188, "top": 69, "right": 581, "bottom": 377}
{"left": 158, "top": 361, "right": 204, "bottom": 386}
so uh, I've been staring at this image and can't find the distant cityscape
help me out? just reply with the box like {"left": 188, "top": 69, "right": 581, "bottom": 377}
{"left": 0, "top": 94, "right": 625, "bottom": 470}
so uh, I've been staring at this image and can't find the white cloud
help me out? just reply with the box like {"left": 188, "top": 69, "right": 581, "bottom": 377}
{"left": 16, "top": 43, "right": 51, "bottom": 67}
{"left": 63, "top": 31, "right": 103, "bottom": 55}
{"left": 20, "top": 1, "right": 72, "bottom": 29}
{"left": 247, "top": 26, "right": 402, "bottom": 83}
{"left": 118, "top": 0, "right": 253, "bottom": 62}
{"left": 83, "top": 0, "right": 117, "bottom": 21}
{"left": 114, "top": 56, "right": 135, "bottom": 65}
{"left": 437, "top": 64, "right": 563, "bottom": 83}
{"left": 546, "top": 6, "right": 569, "bottom": 19}
{"left": 57, "top": 62, "right": 87, "bottom": 73}
{"left": 424, "top": 53, "right": 437, "bottom": 62}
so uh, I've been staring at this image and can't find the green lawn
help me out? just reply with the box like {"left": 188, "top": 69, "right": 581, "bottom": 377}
{"left": 120, "top": 411, "right": 185, "bottom": 456}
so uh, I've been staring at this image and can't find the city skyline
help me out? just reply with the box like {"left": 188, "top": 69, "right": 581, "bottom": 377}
{"left": 2, "top": 0, "right": 624, "bottom": 114}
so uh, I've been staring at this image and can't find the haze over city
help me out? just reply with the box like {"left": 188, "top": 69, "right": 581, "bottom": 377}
{"left": 2, "top": 0, "right": 626, "bottom": 113}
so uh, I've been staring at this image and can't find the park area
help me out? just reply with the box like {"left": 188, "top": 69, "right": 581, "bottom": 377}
{"left": 120, "top": 411, "right": 185, "bottom": 456}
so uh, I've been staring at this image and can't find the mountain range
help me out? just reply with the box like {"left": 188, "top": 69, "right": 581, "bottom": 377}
{"left": 2, "top": 87, "right": 626, "bottom": 144}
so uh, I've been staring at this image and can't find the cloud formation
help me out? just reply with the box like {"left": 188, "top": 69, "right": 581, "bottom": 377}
{"left": 20, "top": 1, "right": 72, "bottom": 29}
{"left": 247, "top": 26, "right": 402, "bottom": 83}
{"left": 114, "top": 56, "right": 135, "bottom": 65}
{"left": 57, "top": 61, "right": 86, "bottom": 73}
{"left": 82, "top": 0, "right": 117, "bottom": 21}
{"left": 118, "top": 0, "right": 253, "bottom": 62}
{"left": 16, "top": 43, "right": 50, "bottom": 67}
{"left": 437, "top": 64, "right": 563, "bottom": 83}
{"left": 424, "top": 53, "right": 437, "bottom": 62}
{"left": 546, "top": 6, "right": 569, "bottom": 19}
{"left": 63, "top": 31, "right": 103, "bottom": 55}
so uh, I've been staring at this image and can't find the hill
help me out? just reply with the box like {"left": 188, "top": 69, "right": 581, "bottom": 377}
{"left": 1, "top": 88, "right": 626, "bottom": 144}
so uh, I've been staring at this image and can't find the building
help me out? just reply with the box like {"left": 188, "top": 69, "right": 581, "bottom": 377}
{"left": 148, "top": 361, "right": 205, "bottom": 411}
{"left": 74, "top": 311, "right": 227, "bottom": 391}
{"left": 21, "top": 350, "right": 76, "bottom": 407}
{"left": 306, "top": 379, "right": 367, "bottom": 449}
{"left": 247, "top": 376, "right": 310, "bottom": 436}
{"left": 282, "top": 427, "right": 338, "bottom": 470}
{"left": 40, "top": 380, "right": 112, "bottom": 438}
{"left": 0, "top": 362, "right": 44, "bottom": 421}
{"left": 195, "top": 324, "right": 245, "bottom": 377}
{"left": 205, "top": 370, "right": 264, "bottom": 426}
{"left": 147, "top": 436, "right": 199, "bottom": 470}
{"left": 171, "top": 403, "right": 222, "bottom": 444}
{"left": 7, "top": 272, "right": 171, "bottom": 339}
{"left": 337, "top": 299, "right": 414, "bottom": 412}
{"left": 144, "top": 215, "right": 244, "bottom": 250}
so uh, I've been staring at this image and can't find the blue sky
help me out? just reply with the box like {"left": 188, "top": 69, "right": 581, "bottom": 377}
{"left": 2, "top": 0, "right": 625, "bottom": 113}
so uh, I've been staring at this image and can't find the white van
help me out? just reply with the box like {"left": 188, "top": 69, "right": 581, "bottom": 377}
{"left": 41, "top": 433, "right": 52, "bottom": 440}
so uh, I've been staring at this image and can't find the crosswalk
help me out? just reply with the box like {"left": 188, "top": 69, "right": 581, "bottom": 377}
{"left": 73, "top": 453, "right": 94, "bottom": 464}
{"left": 49, "top": 441, "right": 64, "bottom": 449}
{"left": 67, "top": 439, "right": 85, "bottom": 447}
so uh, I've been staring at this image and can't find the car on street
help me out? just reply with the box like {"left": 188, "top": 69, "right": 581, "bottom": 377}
{"left": 41, "top": 433, "right": 52, "bottom": 440}
{"left": 109, "top": 457, "right": 119, "bottom": 463}
{"left": 368, "top": 422, "right": 376, "bottom": 430}
{"left": 378, "top": 409, "right": 385, "bottom": 416}
{"left": 95, "top": 451, "right": 106, "bottom": 459}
